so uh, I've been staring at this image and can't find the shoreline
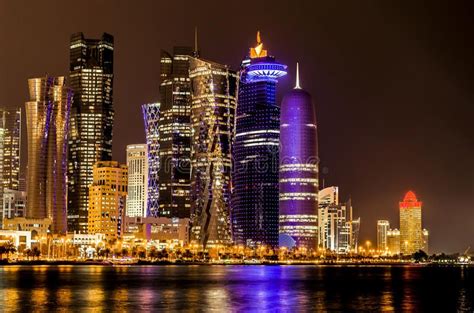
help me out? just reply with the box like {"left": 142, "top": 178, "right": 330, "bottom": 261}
{"left": 0, "top": 260, "right": 470, "bottom": 267}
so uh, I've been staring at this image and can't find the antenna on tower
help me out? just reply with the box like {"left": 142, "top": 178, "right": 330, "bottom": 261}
{"left": 295, "top": 62, "right": 301, "bottom": 89}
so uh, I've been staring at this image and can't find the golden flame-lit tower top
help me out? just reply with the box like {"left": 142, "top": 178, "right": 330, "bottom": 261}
{"left": 250, "top": 31, "right": 268, "bottom": 58}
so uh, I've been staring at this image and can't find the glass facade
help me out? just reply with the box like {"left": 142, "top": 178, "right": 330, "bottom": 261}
{"left": 279, "top": 69, "right": 319, "bottom": 250}
{"left": 25, "top": 76, "right": 72, "bottom": 234}
{"left": 189, "top": 57, "right": 238, "bottom": 248}
{"left": 232, "top": 34, "right": 287, "bottom": 248}
{"left": 158, "top": 47, "right": 193, "bottom": 218}
{"left": 142, "top": 103, "right": 160, "bottom": 217}
{"left": 68, "top": 32, "right": 114, "bottom": 233}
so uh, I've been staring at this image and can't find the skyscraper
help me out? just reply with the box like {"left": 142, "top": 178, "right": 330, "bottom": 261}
{"left": 399, "top": 190, "right": 425, "bottom": 254}
{"left": 88, "top": 161, "right": 127, "bottom": 240}
{"left": 189, "top": 57, "right": 238, "bottom": 248}
{"left": 158, "top": 47, "right": 193, "bottom": 218}
{"left": 232, "top": 32, "right": 287, "bottom": 248}
{"left": 126, "top": 144, "right": 147, "bottom": 217}
{"left": 142, "top": 102, "right": 160, "bottom": 217}
{"left": 0, "top": 108, "right": 21, "bottom": 224}
{"left": 25, "top": 76, "right": 72, "bottom": 234}
{"left": 377, "top": 220, "right": 390, "bottom": 252}
{"left": 279, "top": 64, "right": 319, "bottom": 250}
{"left": 68, "top": 32, "right": 114, "bottom": 233}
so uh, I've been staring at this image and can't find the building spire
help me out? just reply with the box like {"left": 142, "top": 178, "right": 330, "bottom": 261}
{"left": 250, "top": 30, "right": 267, "bottom": 58}
{"left": 194, "top": 26, "right": 199, "bottom": 57}
{"left": 295, "top": 62, "right": 301, "bottom": 89}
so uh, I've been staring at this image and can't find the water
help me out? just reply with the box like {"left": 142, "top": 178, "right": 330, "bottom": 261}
{"left": 0, "top": 265, "right": 473, "bottom": 311}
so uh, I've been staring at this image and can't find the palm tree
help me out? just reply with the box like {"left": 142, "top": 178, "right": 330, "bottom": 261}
{"left": 5, "top": 242, "right": 16, "bottom": 259}
{"left": 31, "top": 246, "right": 41, "bottom": 260}
{"left": 24, "top": 248, "right": 32, "bottom": 260}
{"left": 0, "top": 245, "right": 6, "bottom": 260}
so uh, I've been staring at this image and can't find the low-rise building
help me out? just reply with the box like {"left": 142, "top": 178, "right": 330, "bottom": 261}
{"left": 67, "top": 233, "right": 106, "bottom": 247}
{"left": 123, "top": 216, "right": 189, "bottom": 247}
{"left": 2, "top": 217, "right": 51, "bottom": 239}
{"left": 1, "top": 188, "right": 27, "bottom": 229}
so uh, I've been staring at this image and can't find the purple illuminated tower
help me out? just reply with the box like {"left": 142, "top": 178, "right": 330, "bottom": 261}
{"left": 279, "top": 63, "right": 319, "bottom": 250}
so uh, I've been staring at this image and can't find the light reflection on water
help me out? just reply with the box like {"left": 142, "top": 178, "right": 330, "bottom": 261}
{"left": 0, "top": 265, "right": 472, "bottom": 311}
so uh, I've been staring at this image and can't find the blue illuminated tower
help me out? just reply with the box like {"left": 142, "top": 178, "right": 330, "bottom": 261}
{"left": 231, "top": 32, "right": 287, "bottom": 248}
{"left": 142, "top": 103, "right": 160, "bottom": 217}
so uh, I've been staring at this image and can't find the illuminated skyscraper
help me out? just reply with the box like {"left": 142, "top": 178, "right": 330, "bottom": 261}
{"left": 88, "top": 161, "right": 127, "bottom": 240}
{"left": 377, "top": 220, "right": 390, "bottom": 252}
{"left": 25, "top": 76, "right": 72, "bottom": 234}
{"left": 279, "top": 64, "right": 319, "bottom": 250}
{"left": 189, "top": 57, "right": 238, "bottom": 248}
{"left": 126, "top": 144, "right": 147, "bottom": 217}
{"left": 68, "top": 32, "right": 114, "bottom": 233}
{"left": 231, "top": 32, "right": 287, "bottom": 248}
{"left": 399, "top": 190, "right": 425, "bottom": 254}
{"left": 0, "top": 108, "right": 21, "bottom": 223}
{"left": 142, "top": 102, "right": 160, "bottom": 217}
{"left": 158, "top": 47, "right": 193, "bottom": 218}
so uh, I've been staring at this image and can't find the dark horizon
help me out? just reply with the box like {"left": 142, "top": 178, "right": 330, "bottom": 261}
{"left": 1, "top": 0, "right": 473, "bottom": 253}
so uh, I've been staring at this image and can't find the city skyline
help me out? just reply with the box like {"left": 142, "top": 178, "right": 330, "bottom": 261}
{"left": 0, "top": 1, "right": 473, "bottom": 252}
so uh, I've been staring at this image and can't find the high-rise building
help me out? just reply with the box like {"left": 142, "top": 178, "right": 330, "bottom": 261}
{"left": 0, "top": 108, "right": 21, "bottom": 190}
{"left": 158, "top": 47, "right": 193, "bottom": 218}
{"left": 142, "top": 102, "right": 160, "bottom": 217}
{"left": 189, "top": 57, "right": 238, "bottom": 248}
{"left": 387, "top": 228, "right": 401, "bottom": 255}
{"left": 68, "top": 32, "right": 114, "bottom": 234}
{"left": 25, "top": 76, "right": 72, "bottom": 234}
{"left": 318, "top": 187, "right": 358, "bottom": 253}
{"left": 399, "top": 190, "right": 425, "bottom": 254}
{"left": 231, "top": 32, "right": 287, "bottom": 248}
{"left": 0, "top": 108, "right": 21, "bottom": 224}
{"left": 126, "top": 144, "right": 147, "bottom": 217}
{"left": 88, "top": 161, "right": 127, "bottom": 240}
{"left": 377, "top": 220, "right": 390, "bottom": 252}
{"left": 279, "top": 64, "right": 319, "bottom": 250}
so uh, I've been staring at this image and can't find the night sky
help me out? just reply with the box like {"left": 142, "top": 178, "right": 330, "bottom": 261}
{"left": 1, "top": 0, "right": 473, "bottom": 253}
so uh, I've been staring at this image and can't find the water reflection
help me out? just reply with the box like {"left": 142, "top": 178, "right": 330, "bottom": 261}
{"left": 0, "top": 265, "right": 472, "bottom": 311}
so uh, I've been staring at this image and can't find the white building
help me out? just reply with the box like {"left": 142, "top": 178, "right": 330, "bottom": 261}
{"left": 377, "top": 220, "right": 390, "bottom": 252}
{"left": 0, "top": 230, "right": 32, "bottom": 249}
{"left": 126, "top": 144, "right": 148, "bottom": 217}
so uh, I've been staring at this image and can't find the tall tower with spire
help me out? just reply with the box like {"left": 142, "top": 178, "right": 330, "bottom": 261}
{"left": 279, "top": 63, "right": 319, "bottom": 250}
{"left": 232, "top": 32, "right": 287, "bottom": 248}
